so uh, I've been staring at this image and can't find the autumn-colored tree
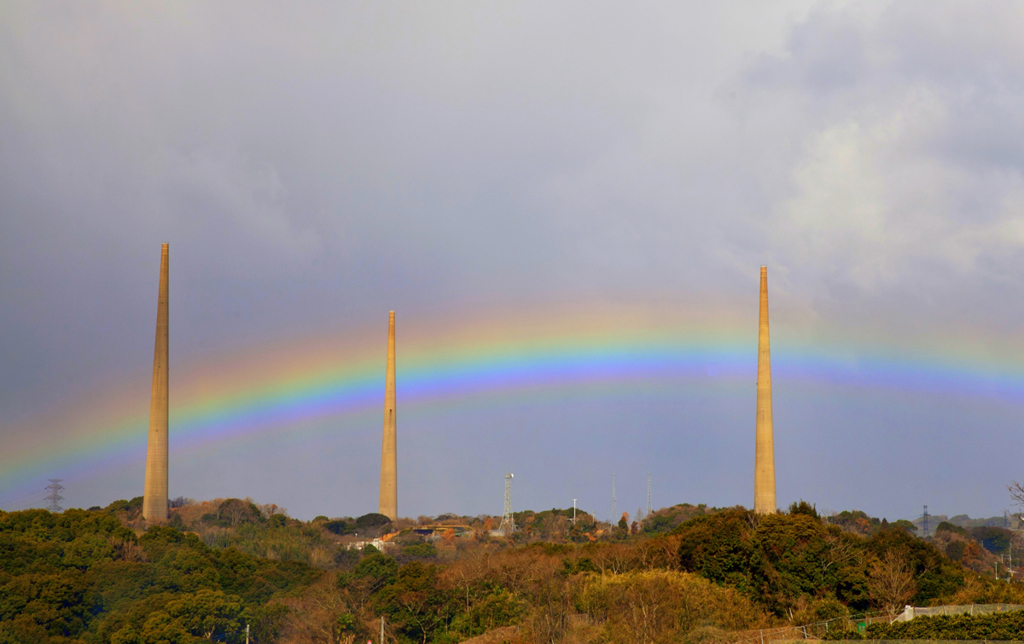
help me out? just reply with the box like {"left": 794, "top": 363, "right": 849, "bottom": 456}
{"left": 578, "top": 570, "right": 769, "bottom": 644}
{"left": 279, "top": 575, "right": 364, "bottom": 644}
{"left": 867, "top": 551, "right": 917, "bottom": 617}
{"left": 618, "top": 512, "right": 630, "bottom": 536}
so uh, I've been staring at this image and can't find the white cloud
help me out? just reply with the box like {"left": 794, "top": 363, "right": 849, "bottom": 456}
{"left": 737, "top": 0, "right": 1024, "bottom": 299}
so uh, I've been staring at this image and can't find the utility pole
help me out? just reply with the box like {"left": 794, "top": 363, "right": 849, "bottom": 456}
{"left": 381, "top": 616, "right": 385, "bottom": 644}
{"left": 611, "top": 474, "right": 617, "bottom": 523}
{"left": 647, "top": 473, "right": 652, "bottom": 519}
{"left": 922, "top": 505, "right": 929, "bottom": 538}
{"left": 44, "top": 479, "right": 64, "bottom": 513}
{"left": 245, "top": 624, "right": 250, "bottom": 644}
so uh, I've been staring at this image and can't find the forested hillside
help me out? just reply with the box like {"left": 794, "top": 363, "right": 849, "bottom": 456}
{"left": 3, "top": 500, "right": 1024, "bottom": 643}
{"left": 0, "top": 508, "right": 317, "bottom": 643}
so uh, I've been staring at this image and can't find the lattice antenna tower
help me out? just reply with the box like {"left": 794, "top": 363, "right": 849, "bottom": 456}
{"left": 647, "top": 473, "right": 652, "bottom": 519}
{"left": 922, "top": 505, "right": 929, "bottom": 537}
{"left": 44, "top": 479, "right": 64, "bottom": 513}
{"left": 497, "top": 473, "right": 515, "bottom": 535}
{"left": 611, "top": 474, "right": 617, "bottom": 523}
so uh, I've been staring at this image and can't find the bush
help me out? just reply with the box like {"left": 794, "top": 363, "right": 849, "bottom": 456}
{"left": 401, "top": 543, "right": 438, "bottom": 559}
{"left": 578, "top": 570, "right": 768, "bottom": 642}
{"left": 866, "top": 611, "right": 1024, "bottom": 640}
{"left": 324, "top": 519, "right": 354, "bottom": 536}
{"left": 356, "top": 513, "right": 392, "bottom": 531}
{"left": 676, "top": 508, "right": 964, "bottom": 615}
{"left": 0, "top": 508, "right": 318, "bottom": 643}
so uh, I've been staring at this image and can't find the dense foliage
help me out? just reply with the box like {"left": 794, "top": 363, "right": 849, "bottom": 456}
{"left": 0, "top": 509, "right": 317, "bottom": 643}
{"left": 675, "top": 506, "right": 968, "bottom": 615}
{"left": 3, "top": 498, "right": 1022, "bottom": 644}
{"left": 820, "top": 611, "right": 1024, "bottom": 640}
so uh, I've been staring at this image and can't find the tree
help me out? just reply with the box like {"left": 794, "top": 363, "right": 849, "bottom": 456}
{"left": 342, "top": 551, "right": 399, "bottom": 599}
{"left": 355, "top": 513, "right": 392, "bottom": 533}
{"left": 1009, "top": 480, "right": 1024, "bottom": 512}
{"left": 218, "top": 499, "right": 261, "bottom": 526}
{"left": 112, "top": 590, "right": 246, "bottom": 643}
{"left": 280, "top": 576, "right": 362, "bottom": 644}
{"left": 373, "top": 562, "right": 454, "bottom": 644}
{"left": 677, "top": 508, "right": 752, "bottom": 588}
{"left": 867, "top": 551, "right": 917, "bottom": 617}
{"left": 788, "top": 500, "right": 819, "bottom": 519}
{"left": 166, "top": 589, "right": 246, "bottom": 641}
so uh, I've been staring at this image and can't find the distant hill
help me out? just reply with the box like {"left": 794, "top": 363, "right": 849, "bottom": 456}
{"left": 907, "top": 513, "right": 1016, "bottom": 533}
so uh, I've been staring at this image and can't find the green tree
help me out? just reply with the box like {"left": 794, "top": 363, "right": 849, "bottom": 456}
{"left": 343, "top": 551, "right": 399, "bottom": 595}
{"left": 374, "top": 562, "right": 455, "bottom": 644}
{"left": 677, "top": 508, "right": 753, "bottom": 590}
{"left": 165, "top": 589, "right": 245, "bottom": 641}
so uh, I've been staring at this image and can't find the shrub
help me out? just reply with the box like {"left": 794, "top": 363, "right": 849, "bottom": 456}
{"left": 578, "top": 570, "right": 768, "bottom": 642}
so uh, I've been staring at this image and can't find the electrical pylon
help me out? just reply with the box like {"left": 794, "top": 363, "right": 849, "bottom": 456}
{"left": 44, "top": 479, "right": 64, "bottom": 513}
{"left": 497, "top": 473, "right": 515, "bottom": 535}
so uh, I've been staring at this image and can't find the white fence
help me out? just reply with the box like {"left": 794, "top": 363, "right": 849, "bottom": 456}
{"left": 894, "top": 603, "right": 1024, "bottom": 622}
{"left": 729, "top": 604, "right": 1024, "bottom": 644}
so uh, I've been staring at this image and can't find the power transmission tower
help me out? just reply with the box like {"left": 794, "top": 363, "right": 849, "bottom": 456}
{"left": 497, "top": 473, "right": 515, "bottom": 535}
{"left": 922, "top": 505, "right": 929, "bottom": 537}
{"left": 44, "top": 479, "right": 64, "bottom": 513}
{"left": 647, "top": 473, "right": 652, "bottom": 518}
{"left": 611, "top": 474, "right": 617, "bottom": 523}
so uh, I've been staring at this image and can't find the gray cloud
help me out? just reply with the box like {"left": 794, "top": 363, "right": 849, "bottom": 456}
{"left": 3, "top": 1, "right": 1024, "bottom": 519}
{"left": 736, "top": 2, "right": 1024, "bottom": 318}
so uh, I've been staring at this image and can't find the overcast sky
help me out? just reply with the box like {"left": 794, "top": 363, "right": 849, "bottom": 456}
{"left": 4, "top": 1, "right": 1024, "bottom": 521}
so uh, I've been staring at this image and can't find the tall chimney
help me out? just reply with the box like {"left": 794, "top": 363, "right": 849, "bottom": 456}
{"left": 143, "top": 243, "right": 169, "bottom": 521}
{"left": 378, "top": 311, "right": 398, "bottom": 520}
{"left": 754, "top": 266, "right": 776, "bottom": 514}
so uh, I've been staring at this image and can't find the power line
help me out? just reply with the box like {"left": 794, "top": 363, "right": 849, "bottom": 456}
{"left": 4, "top": 487, "right": 48, "bottom": 511}
{"left": 44, "top": 479, "right": 64, "bottom": 513}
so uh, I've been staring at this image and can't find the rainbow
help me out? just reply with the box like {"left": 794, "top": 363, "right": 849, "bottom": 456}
{"left": 3, "top": 301, "right": 1024, "bottom": 505}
